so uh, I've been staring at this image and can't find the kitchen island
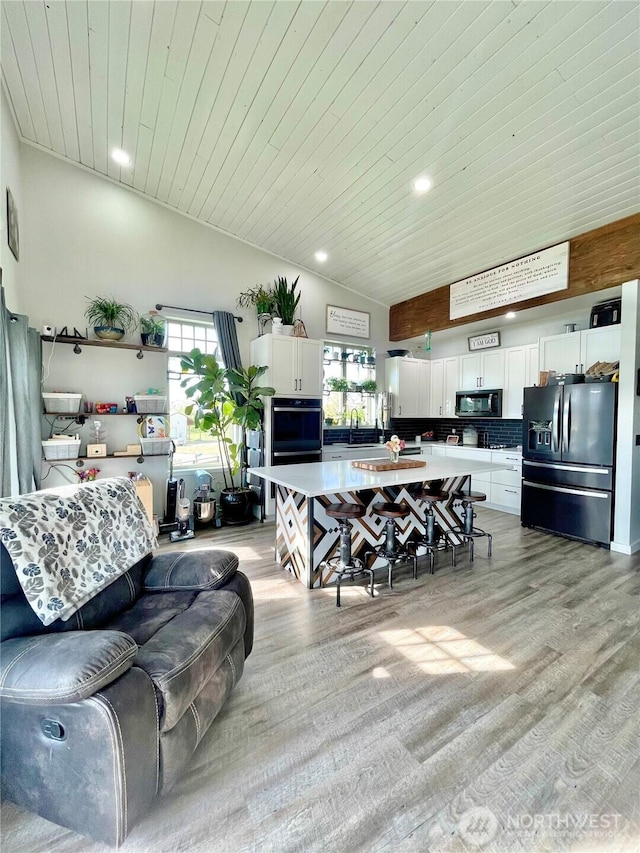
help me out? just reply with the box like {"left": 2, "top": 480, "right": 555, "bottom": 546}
{"left": 250, "top": 456, "right": 510, "bottom": 588}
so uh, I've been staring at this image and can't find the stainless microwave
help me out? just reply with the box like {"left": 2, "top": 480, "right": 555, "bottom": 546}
{"left": 455, "top": 389, "right": 503, "bottom": 418}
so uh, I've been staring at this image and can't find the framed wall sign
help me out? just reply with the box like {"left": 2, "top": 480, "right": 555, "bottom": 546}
{"left": 468, "top": 331, "right": 501, "bottom": 351}
{"left": 326, "top": 305, "right": 370, "bottom": 339}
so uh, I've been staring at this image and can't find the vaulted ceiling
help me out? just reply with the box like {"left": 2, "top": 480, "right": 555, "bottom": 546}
{"left": 2, "top": 0, "right": 639, "bottom": 307}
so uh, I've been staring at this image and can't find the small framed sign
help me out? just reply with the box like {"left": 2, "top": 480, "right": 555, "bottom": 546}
{"left": 326, "top": 305, "right": 370, "bottom": 339}
{"left": 446, "top": 435, "right": 459, "bottom": 445}
{"left": 468, "top": 331, "right": 500, "bottom": 352}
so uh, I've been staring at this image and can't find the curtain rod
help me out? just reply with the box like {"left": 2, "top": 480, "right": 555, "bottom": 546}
{"left": 155, "top": 303, "right": 243, "bottom": 322}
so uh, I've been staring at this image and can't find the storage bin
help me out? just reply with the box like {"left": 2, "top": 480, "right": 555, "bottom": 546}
{"left": 42, "top": 439, "right": 81, "bottom": 460}
{"left": 42, "top": 392, "right": 83, "bottom": 414}
{"left": 140, "top": 437, "right": 172, "bottom": 456}
{"left": 134, "top": 395, "right": 167, "bottom": 414}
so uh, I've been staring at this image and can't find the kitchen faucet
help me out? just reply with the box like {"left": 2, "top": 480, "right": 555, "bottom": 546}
{"left": 348, "top": 408, "right": 360, "bottom": 444}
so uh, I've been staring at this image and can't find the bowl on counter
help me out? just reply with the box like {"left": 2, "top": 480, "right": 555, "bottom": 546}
{"left": 387, "top": 349, "right": 410, "bottom": 357}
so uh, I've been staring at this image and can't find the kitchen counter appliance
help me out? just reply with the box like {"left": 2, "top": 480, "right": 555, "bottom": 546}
{"left": 455, "top": 388, "right": 503, "bottom": 418}
{"left": 521, "top": 383, "right": 617, "bottom": 547}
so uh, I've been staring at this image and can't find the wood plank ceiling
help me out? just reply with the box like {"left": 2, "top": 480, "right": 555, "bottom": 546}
{"left": 2, "top": 0, "right": 639, "bottom": 307}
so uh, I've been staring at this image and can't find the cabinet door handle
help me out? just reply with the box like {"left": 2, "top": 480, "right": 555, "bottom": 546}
{"left": 399, "top": 405, "right": 402, "bottom": 415}
{"left": 299, "top": 378, "right": 302, "bottom": 391}
{"left": 294, "top": 379, "right": 298, "bottom": 391}
{"left": 505, "top": 489, "right": 518, "bottom": 494}
{"left": 439, "top": 405, "right": 442, "bottom": 415}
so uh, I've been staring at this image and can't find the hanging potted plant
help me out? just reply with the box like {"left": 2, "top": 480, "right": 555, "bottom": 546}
{"left": 361, "top": 379, "right": 378, "bottom": 394}
{"left": 271, "top": 275, "right": 301, "bottom": 335}
{"left": 180, "top": 349, "right": 275, "bottom": 525}
{"left": 84, "top": 296, "right": 139, "bottom": 341}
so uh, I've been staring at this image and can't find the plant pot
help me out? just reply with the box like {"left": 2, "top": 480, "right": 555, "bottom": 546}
{"left": 219, "top": 487, "right": 253, "bottom": 525}
{"left": 141, "top": 332, "right": 167, "bottom": 348}
{"left": 94, "top": 326, "right": 125, "bottom": 341}
{"left": 281, "top": 324, "right": 294, "bottom": 336}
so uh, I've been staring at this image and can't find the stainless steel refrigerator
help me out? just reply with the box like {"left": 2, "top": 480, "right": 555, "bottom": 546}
{"left": 521, "top": 382, "right": 617, "bottom": 547}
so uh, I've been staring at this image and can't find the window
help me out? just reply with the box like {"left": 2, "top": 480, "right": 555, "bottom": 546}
{"left": 323, "top": 342, "right": 377, "bottom": 426}
{"left": 167, "top": 320, "right": 224, "bottom": 469}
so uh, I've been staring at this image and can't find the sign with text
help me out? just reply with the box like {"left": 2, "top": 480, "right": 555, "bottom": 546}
{"left": 326, "top": 305, "right": 370, "bottom": 339}
{"left": 468, "top": 331, "right": 500, "bottom": 351}
{"left": 450, "top": 242, "right": 569, "bottom": 320}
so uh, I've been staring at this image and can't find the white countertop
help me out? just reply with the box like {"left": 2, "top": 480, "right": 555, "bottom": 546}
{"left": 250, "top": 457, "right": 510, "bottom": 497}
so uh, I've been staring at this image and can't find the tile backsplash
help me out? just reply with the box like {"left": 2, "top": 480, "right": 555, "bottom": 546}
{"left": 389, "top": 417, "right": 524, "bottom": 447}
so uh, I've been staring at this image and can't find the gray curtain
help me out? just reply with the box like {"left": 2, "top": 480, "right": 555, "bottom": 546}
{"left": 213, "top": 310, "right": 242, "bottom": 405}
{"left": 213, "top": 311, "right": 242, "bottom": 373}
{"left": 1, "top": 287, "right": 42, "bottom": 496}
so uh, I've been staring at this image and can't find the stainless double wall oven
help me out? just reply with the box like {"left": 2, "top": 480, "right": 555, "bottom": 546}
{"left": 270, "top": 397, "right": 323, "bottom": 465}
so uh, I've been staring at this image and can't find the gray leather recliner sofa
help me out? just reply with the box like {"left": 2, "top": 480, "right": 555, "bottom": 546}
{"left": 0, "top": 534, "right": 253, "bottom": 847}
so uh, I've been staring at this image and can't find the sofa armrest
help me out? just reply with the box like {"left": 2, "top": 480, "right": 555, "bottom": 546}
{"left": 0, "top": 630, "right": 137, "bottom": 704}
{"left": 144, "top": 549, "right": 239, "bottom": 592}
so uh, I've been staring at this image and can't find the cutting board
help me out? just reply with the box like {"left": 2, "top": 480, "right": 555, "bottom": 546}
{"left": 352, "top": 459, "right": 427, "bottom": 472}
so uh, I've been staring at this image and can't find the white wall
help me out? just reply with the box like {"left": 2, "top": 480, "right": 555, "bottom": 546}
{"left": 19, "top": 146, "right": 389, "bottom": 359}
{"left": 1, "top": 87, "right": 22, "bottom": 311}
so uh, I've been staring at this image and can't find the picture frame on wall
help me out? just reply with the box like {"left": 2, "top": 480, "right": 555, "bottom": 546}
{"left": 468, "top": 330, "right": 500, "bottom": 351}
{"left": 326, "top": 305, "right": 370, "bottom": 339}
{"left": 6, "top": 188, "right": 19, "bottom": 261}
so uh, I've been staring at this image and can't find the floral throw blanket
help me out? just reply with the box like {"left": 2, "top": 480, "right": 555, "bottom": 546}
{"left": 0, "top": 477, "right": 157, "bottom": 626}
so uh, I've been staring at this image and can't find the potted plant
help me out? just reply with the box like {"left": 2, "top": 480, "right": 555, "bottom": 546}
{"left": 85, "top": 296, "right": 139, "bottom": 341}
{"left": 361, "top": 379, "right": 377, "bottom": 394}
{"left": 180, "top": 349, "right": 275, "bottom": 525}
{"left": 139, "top": 309, "right": 167, "bottom": 347}
{"left": 327, "top": 377, "right": 349, "bottom": 392}
{"left": 236, "top": 285, "right": 275, "bottom": 316}
{"left": 272, "top": 275, "right": 300, "bottom": 333}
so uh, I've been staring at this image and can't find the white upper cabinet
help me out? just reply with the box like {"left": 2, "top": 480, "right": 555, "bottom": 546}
{"left": 250, "top": 334, "right": 323, "bottom": 397}
{"left": 459, "top": 349, "right": 504, "bottom": 390}
{"left": 429, "top": 357, "right": 459, "bottom": 417}
{"left": 503, "top": 343, "right": 539, "bottom": 418}
{"left": 539, "top": 326, "right": 620, "bottom": 374}
{"left": 386, "top": 356, "right": 430, "bottom": 417}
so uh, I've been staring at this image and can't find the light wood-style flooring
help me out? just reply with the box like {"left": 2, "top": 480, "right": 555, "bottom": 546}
{"left": 2, "top": 508, "right": 639, "bottom": 853}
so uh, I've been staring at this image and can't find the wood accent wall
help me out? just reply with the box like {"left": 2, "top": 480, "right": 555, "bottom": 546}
{"left": 389, "top": 213, "right": 640, "bottom": 340}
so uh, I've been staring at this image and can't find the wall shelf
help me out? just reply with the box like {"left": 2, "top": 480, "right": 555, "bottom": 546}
{"left": 41, "top": 335, "right": 167, "bottom": 358}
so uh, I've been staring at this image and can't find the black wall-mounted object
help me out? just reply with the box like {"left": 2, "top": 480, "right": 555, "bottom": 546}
{"left": 589, "top": 298, "right": 621, "bottom": 328}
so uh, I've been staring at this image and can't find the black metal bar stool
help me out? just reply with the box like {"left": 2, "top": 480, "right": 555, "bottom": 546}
{"left": 322, "top": 503, "right": 372, "bottom": 607}
{"left": 452, "top": 490, "right": 492, "bottom": 561}
{"left": 364, "top": 502, "right": 417, "bottom": 591}
{"left": 409, "top": 490, "right": 456, "bottom": 573}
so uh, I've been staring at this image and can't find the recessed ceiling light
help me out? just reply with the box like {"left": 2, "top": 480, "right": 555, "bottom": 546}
{"left": 111, "top": 148, "right": 131, "bottom": 166}
{"left": 412, "top": 176, "right": 432, "bottom": 194}
{"left": 315, "top": 250, "right": 328, "bottom": 262}
{"left": 506, "top": 311, "right": 517, "bottom": 319}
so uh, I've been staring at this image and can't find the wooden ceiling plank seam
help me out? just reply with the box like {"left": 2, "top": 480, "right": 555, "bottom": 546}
{"left": 66, "top": 0, "right": 94, "bottom": 169}
{"left": 306, "top": 67, "right": 638, "bottom": 268}
{"left": 106, "top": 0, "right": 132, "bottom": 182}
{"left": 132, "top": 0, "right": 178, "bottom": 192}
{"left": 271, "top": 2, "right": 574, "bottom": 258}
{"left": 200, "top": 1, "right": 226, "bottom": 28}
{"left": 143, "top": 0, "right": 202, "bottom": 197}
{"left": 87, "top": 0, "right": 110, "bottom": 175}
{"left": 227, "top": 0, "right": 381, "bottom": 237}
{"left": 196, "top": 0, "right": 302, "bottom": 222}
{"left": 218, "top": 0, "right": 354, "bottom": 231}
{"left": 155, "top": 7, "right": 220, "bottom": 203}
{"left": 22, "top": 0, "right": 66, "bottom": 154}
{"left": 337, "top": 81, "right": 640, "bottom": 271}
{"left": 120, "top": 0, "right": 154, "bottom": 188}
{"left": 42, "top": 0, "right": 80, "bottom": 162}
{"left": 184, "top": 0, "right": 275, "bottom": 218}
{"left": 275, "top": 2, "right": 601, "bottom": 260}
{"left": 173, "top": 0, "right": 252, "bottom": 212}
{"left": 206, "top": 0, "right": 331, "bottom": 228}
{"left": 2, "top": 0, "right": 51, "bottom": 148}
{"left": 0, "top": 7, "right": 36, "bottom": 141}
